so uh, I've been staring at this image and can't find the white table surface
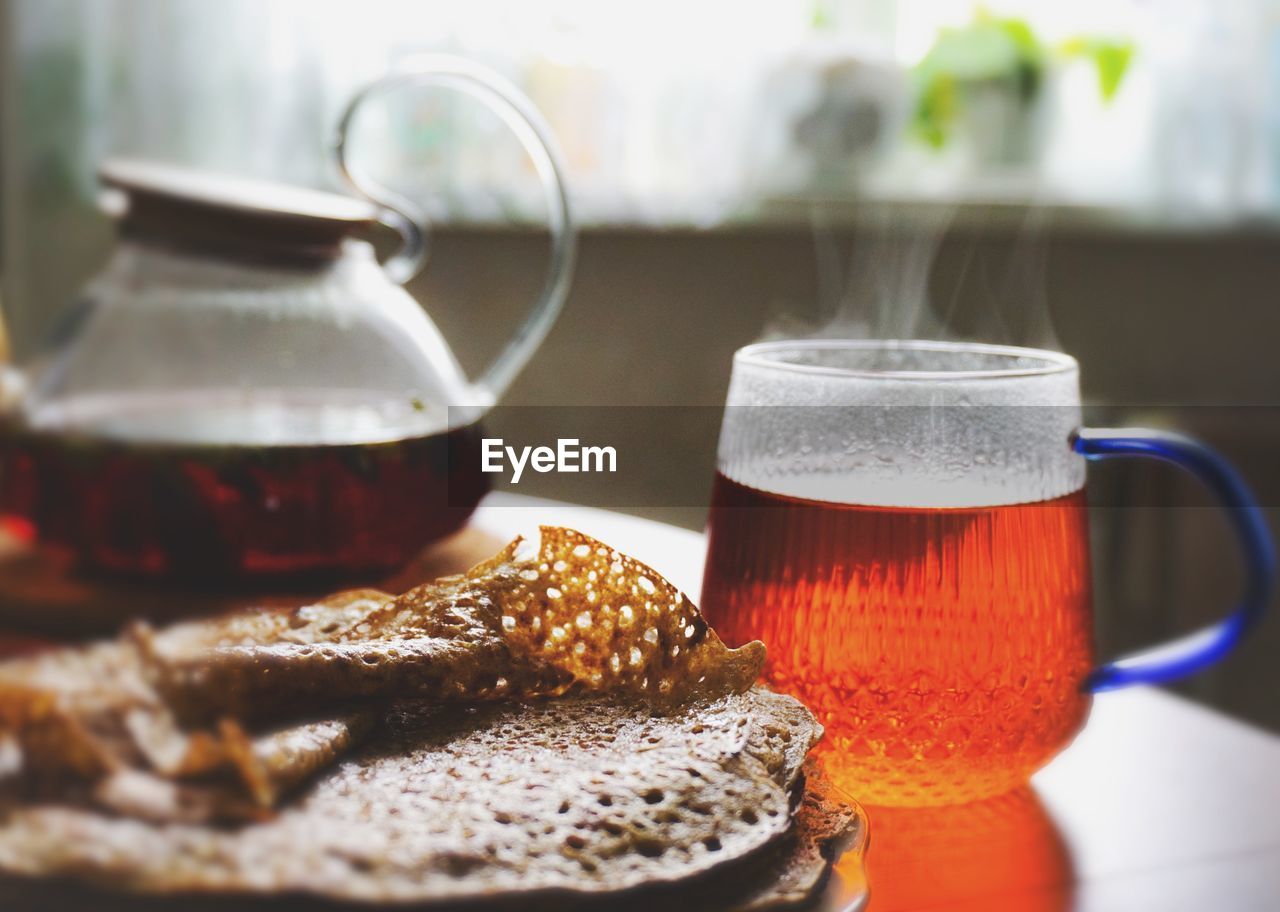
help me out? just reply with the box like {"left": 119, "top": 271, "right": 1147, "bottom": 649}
{"left": 475, "top": 493, "right": 1280, "bottom": 912}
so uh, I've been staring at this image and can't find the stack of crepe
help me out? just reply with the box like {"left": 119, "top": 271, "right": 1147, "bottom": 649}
{"left": 0, "top": 528, "right": 864, "bottom": 910}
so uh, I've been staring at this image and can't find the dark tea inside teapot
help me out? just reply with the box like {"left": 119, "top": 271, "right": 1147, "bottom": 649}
{"left": 1, "top": 392, "right": 489, "bottom": 581}
{"left": 0, "top": 60, "right": 576, "bottom": 582}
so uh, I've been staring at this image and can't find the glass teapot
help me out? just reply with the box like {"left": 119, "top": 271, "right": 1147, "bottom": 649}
{"left": 0, "top": 58, "right": 576, "bottom": 582}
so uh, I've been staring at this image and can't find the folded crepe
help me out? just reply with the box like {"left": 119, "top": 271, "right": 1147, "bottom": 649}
{"left": 0, "top": 528, "right": 862, "bottom": 910}
{"left": 146, "top": 526, "right": 762, "bottom": 717}
{"left": 1, "top": 528, "right": 763, "bottom": 808}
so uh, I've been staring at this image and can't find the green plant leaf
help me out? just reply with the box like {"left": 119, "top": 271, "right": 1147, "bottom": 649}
{"left": 1061, "top": 37, "right": 1135, "bottom": 102}
{"left": 1093, "top": 40, "right": 1134, "bottom": 100}
{"left": 911, "top": 13, "right": 1046, "bottom": 149}
{"left": 811, "top": 0, "right": 833, "bottom": 31}
{"left": 912, "top": 74, "right": 957, "bottom": 149}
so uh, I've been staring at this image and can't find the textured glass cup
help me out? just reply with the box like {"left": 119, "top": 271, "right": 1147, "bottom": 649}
{"left": 701, "top": 340, "right": 1274, "bottom": 806}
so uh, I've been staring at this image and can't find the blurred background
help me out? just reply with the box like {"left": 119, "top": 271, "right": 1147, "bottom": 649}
{"left": 1, "top": 0, "right": 1278, "bottom": 730}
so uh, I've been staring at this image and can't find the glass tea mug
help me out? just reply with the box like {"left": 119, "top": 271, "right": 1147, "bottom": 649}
{"left": 0, "top": 58, "right": 576, "bottom": 582}
{"left": 701, "top": 340, "right": 1274, "bottom": 806}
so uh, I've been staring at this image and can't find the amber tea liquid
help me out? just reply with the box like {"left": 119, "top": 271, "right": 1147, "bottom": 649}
{"left": 0, "top": 391, "right": 488, "bottom": 582}
{"left": 701, "top": 472, "right": 1094, "bottom": 805}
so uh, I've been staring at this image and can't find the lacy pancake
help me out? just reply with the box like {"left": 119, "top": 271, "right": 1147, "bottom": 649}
{"left": 1, "top": 529, "right": 764, "bottom": 810}
{"left": 0, "top": 690, "right": 840, "bottom": 906}
{"left": 0, "top": 528, "right": 862, "bottom": 909}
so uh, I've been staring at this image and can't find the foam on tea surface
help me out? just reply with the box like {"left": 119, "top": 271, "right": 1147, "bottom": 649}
{"left": 720, "top": 340, "right": 1083, "bottom": 508}
{"left": 22, "top": 389, "right": 455, "bottom": 445}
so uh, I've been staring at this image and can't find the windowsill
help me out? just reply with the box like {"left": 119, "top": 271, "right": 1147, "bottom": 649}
{"left": 428, "top": 199, "right": 1280, "bottom": 239}
{"left": 419, "top": 169, "right": 1280, "bottom": 238}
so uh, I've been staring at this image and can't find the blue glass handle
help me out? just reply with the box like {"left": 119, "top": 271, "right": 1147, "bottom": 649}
{"left": 1074, "top": 428, "right": 1276, "bottom": 692}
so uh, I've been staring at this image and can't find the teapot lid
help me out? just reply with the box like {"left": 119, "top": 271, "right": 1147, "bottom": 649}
{"left": 99, "top": 159, "right": 379, "bottom": 266}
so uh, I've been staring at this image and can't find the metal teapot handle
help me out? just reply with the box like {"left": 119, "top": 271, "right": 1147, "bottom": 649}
{"left": 334, "top": 56, "right": 577, "bottom": 403}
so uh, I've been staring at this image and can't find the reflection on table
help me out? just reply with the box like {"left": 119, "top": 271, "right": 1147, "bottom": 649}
{"left": 861, "top": 787, "right": 1072, "bottom": 911}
